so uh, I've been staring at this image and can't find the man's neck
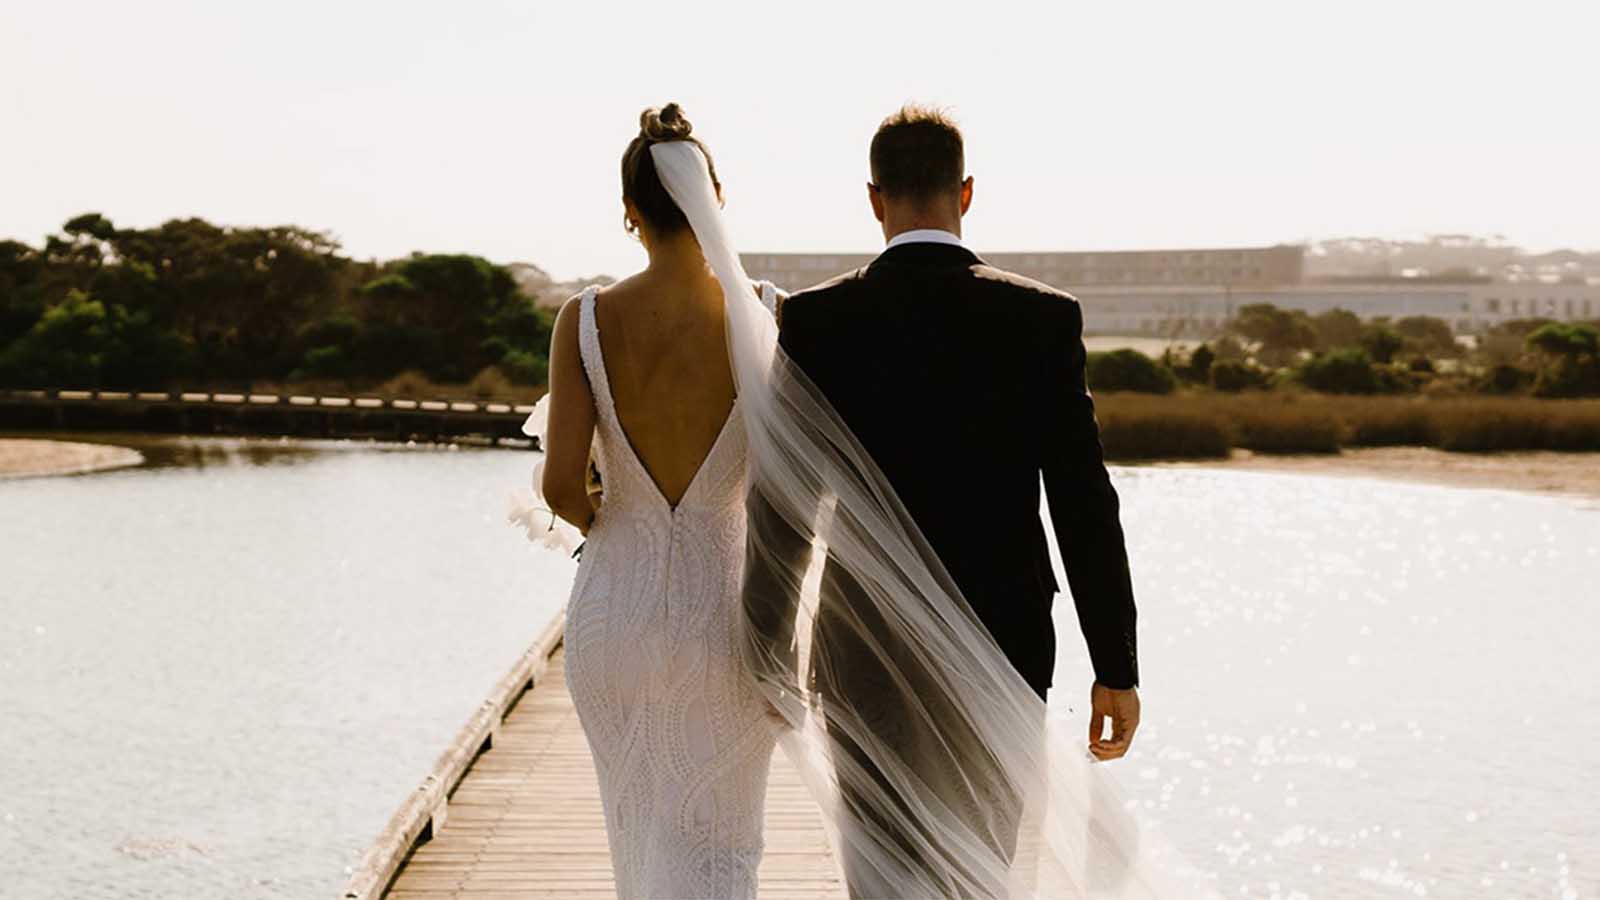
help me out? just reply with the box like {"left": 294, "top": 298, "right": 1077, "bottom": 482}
{"left": 883, "top": 219, "right": 962, "bottom": 245}
{"left": 884, "top": 228, "right": 966, "bottom": 251}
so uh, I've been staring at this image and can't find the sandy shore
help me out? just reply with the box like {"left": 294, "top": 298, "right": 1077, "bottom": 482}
{"left": 1162, "top": 446, "right": 1600, "bottom": 502}
{"left": 0, "top": 438, "right": 144, "bottom": 480}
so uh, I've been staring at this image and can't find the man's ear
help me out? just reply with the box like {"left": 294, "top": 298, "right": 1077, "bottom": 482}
{"left": 959, "top": 176, "right": 974, "bottom": 216}
{"left": 868, "top": 183, "right": 886, "bottom": 223}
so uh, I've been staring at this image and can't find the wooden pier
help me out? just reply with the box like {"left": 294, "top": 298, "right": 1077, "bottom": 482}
{"left": 0, "top": 388, "right": 538, "bottom": 445}
{"left": 343, "top": 615, "right": 845, "bottom": 900}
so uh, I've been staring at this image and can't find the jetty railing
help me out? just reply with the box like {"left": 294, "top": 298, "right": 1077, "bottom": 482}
{"left": 340, "top": 613, "right": 568, "bottom": 900}
{"left": 0, "top": 388, "right": 540, "bottom": 444}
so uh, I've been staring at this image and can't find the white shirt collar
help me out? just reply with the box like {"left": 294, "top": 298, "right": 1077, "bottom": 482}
{"left": 885, "top": 228, "right": 966, "bottom": 251}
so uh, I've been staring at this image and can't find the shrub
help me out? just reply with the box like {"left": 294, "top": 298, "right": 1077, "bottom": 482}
{"left": 296, "top": 345, "right": 350, "bottom": 379}
{"left": 1525, "top": 323, "right": 1600, "bottom": 398}
{"left": 1477, "top": 363, "right": 1531, "bottom": 394}
{"left": 1209, "top": 360, "right": 1270, "bottom": 392}
{"left": 1527, "top": 322, "right": 1600, "bottom": 357}
{"left": 375, "top": 369, "right": 441, "bottom": 398}
{"left": 1295, "top": 349, "right": 1381, "bottom": 394}
{"left": 1375, "top": 364, "right": 1420, "bottom": 394}
{"left": 1185, "top": 343, "right": 1215, "bottom": 383}
{"left": 1532, "top": 357, "right": 1600, "bottom": 398}
{"left": 1086, "top": 349, "right": 1177, "bottom": 394}
{"left": 466, "top": 365, "right": 517, "bottom": 400}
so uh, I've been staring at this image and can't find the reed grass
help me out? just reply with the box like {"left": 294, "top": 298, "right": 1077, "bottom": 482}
{"left": 1094, "top": 392, "right": 1600, "bottom": 460}
{"left": 1096, "top": 405, "right": 1231, "bottom": 460}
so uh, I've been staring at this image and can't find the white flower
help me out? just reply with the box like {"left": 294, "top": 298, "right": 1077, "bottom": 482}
{"left": 507, "top": 393, "right": 589, "bottom": 556}
{"left": 521, "top": 394, "right": 551, "bottom": 442}
{"left": 507, "top": 489, "right": 583, "bottom": 555}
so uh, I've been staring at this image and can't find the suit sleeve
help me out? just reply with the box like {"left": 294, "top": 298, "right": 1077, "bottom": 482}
{"left": 1041, "top": 300, "right": 1140, "bottom": 689}
{"left": 738, "top": 300, "right": 817, "bottom": 693}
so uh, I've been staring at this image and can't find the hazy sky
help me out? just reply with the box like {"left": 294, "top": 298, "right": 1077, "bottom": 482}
{"left": 5, "top": 0, "right": 1597, "bottom": 280}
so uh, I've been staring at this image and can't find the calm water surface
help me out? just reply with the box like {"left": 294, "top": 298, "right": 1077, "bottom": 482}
{"left": 1, "top": 436, "right": 574, "bottom": 898}
{"left": 1, "top": 438, "right": 1595, "bottom": 898}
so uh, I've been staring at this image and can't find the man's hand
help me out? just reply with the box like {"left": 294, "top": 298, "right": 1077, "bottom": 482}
{"left": 1088, "top": 682, "right": 1140, "bottom": 761}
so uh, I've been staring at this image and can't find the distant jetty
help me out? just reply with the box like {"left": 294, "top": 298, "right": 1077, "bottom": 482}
{"left": 0, "top": 389, "right": 537, "bottom": 447}
{"left": 0, "top": 438, "right": 143, "bottom": 479}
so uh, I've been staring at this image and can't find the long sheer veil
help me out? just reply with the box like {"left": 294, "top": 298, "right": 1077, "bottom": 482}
{"left": 651, "top": 140, "right": 1204, "bottom": 899}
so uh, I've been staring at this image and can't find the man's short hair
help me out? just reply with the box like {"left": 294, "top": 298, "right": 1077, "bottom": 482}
{"left": 869, "top": 105, "right": 965, "bottom": 203}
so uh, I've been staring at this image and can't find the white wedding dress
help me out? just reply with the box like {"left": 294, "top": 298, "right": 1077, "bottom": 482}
{"left": 562, "top": 282, "right": 782, "bottom": 899}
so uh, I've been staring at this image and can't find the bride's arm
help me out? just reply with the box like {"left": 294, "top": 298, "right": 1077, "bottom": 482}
{"left": 542, "top": 297, "right": 598, "bottom": 534}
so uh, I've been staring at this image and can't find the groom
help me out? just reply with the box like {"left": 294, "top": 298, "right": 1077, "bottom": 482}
{"left": 743, "top": 105, "right": 1141, "bottom": 894}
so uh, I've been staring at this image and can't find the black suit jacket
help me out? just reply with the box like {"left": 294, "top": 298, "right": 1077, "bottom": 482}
{"left": 746, "top": 241, "right": 1138, "bottom": 697}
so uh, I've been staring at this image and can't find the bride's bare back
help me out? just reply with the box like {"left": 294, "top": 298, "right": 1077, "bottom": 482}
{"left": 541, "top": 254, "right": 751, "bottom": 530}
{"left": 590, "top": 269, "right": 735, "bottom": 506}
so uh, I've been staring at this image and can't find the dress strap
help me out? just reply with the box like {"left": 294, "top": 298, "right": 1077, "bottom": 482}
{"left": 575, "top": 286, "right": 614, "bottom": 420}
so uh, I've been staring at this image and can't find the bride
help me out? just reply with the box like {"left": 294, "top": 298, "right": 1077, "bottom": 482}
{"left": 537, "top": 104, "right": 782, "bottom": 899}
{"left": 533, "top": 103, "right": 1201, "bottom": 899}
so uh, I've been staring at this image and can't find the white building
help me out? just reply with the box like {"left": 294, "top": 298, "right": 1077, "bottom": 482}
{"left": 740, "top": 247, "right": 1600, "bottom": 336}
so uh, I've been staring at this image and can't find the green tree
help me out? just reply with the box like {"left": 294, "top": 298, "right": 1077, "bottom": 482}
{"left": 0, "top": 240, "right": 48, "bottom": 345}
{"left": 1358, "top": 324, "right": 1406, "bottom": 364}
{"left": 355, "top": 253, "right": 549, "bottom": 383}
{"left": 1, "top": 213, "right": 558, "bottom": 392}
{"left": 0, "top": 289, "right": 190, "bottom": 388}
{"left": 1393, "top": 315, "right": 1461, "bottom": 358}
{"left": 1228, "top": 303, "right": 1317, "bottom": 367}
{"left": 1526, "top": 322, "right": 1600, "bottom": 397}
{"left": 1311, "top": 308, "right": 1364, "bottom": 350}
{"left": 105, "top": 218, "right": 343, "bottom": 380}
{"left": 1527, "top": 322, "right": 1600, "bottom": 357}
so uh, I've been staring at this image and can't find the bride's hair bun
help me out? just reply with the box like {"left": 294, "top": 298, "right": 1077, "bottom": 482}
{"left": 621, "top": 103, "right": 718, "bottom": 236}
{"left": 640, "top": 103, "right": 693, "bottom": 142}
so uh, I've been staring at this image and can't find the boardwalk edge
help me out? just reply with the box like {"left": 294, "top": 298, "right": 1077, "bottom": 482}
{"left": 339, "top": 612, "right": 567, "bottom": 900}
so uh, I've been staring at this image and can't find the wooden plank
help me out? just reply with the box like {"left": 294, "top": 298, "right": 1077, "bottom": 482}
{"left": 375, "top": 634, "right": 845, "bottom": 899}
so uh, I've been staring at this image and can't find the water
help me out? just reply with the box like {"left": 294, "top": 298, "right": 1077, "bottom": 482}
{"left": 0, "top": 436, "right": 574, "bottom": 898}
{"left": 1060, "top": 468, "right": 1600, "bottom": 900}
{"left": 2, "top": 440, "right": 1596, "bottom": 898}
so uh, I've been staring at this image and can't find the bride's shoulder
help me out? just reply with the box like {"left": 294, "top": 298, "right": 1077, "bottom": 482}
{"left": 551, "top": 276, "right": 625, "bottom": 337}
